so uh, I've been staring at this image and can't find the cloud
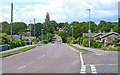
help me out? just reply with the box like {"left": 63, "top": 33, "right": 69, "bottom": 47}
{"left": 0, "top": 0, "right": 119, "bottom": 23}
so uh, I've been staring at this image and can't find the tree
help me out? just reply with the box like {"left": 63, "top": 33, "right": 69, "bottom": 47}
{"left": 12, "top": 22, "right": 27, "bottom": 35}
{"left": 2, "top": 21, "right": 10, "bottom": 34}
{"left": 0, "top": 33, "right": 10, "bottom": 44}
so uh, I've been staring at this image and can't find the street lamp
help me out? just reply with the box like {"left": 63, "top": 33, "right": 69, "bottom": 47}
{"left": 34, "top": 18, "right": 36, "bottom": 38}
{"left": 42, "top": 29, "right": 43, "bottom": 42}
{"left": 87, "top": 9, "right": 91, "bottom": 48}
{"left": 29, "top": 20, "right": 32, "bottom": 36}
{"left": 11, "top": 3, "right": 13, "bottom": 41}
{"left": 47, "top": 33, "right": 48, "bottom": 41}
{"left": 71, "top": 26, "right": 73, "bottom": 43}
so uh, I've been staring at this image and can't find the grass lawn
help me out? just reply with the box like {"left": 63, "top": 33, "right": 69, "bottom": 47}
{"left": 68, "top": 44, "right": 85, "bottom": 53}
{"left": 0, "top": 46, "right": 35, "bottom": 58}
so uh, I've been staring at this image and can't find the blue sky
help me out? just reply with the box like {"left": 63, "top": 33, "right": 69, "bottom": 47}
{"left": 0, "top": 0, "right": 119, "bottom": 24}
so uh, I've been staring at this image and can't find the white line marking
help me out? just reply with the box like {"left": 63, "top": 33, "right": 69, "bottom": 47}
{"left": 38, "top": 54, "right": 45, "bottom": 59}
{"left": 79, "top": 52, "right": 84, "bottom": 66}
{"left": 90, "top": 65, "right": 97, "bottom": 74}
{"left": 80, "top": 65, "right": 86, "bottom": 74}
{"left": 79, "top": 53, "right": 86, "bottom": 74}
{"left": 86, "top": 64, "right": 117, "bottom": 66}
{"left": 17, "top": 61, "right": 34, "bottom": 70}
{"left": 18, "top": 66, "right": 26, "bottom": 70}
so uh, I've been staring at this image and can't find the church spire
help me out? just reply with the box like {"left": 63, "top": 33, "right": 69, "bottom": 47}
{"left": 45, "top": 11, "right": 50, "bottom": 22}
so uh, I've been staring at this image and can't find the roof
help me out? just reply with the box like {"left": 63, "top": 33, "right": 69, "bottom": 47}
{"left": 93, "top": 33, "right": 104, "bottom": 38}
{"left": 115, "top": 35, "right": 120, "bottom": 41}
{"left": 100, "top": 32, "right": 119, "bottom": 38}
{"left": 83, "top": 33, "right": 95, "bottom": 38}
{"left": 8, "top": 35, "right": 20, "bottom": 40}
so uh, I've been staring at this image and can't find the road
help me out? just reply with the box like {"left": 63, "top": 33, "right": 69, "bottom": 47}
{"left": 1, "top": 44, "right": 119, "bottom": 74}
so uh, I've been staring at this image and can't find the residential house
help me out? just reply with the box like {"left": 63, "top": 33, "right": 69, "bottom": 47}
{"left": 8, "top": 35, "right": 21, "bottom": 40}
{"left": 83, "top": 29, "right": 119, "bottom": 43}
{"left": 100, "top": 32, "right": 119, "bottom": 42}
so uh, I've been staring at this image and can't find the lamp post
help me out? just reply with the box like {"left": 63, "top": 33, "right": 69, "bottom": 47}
{"left": 42, "top": 29, "right": 43, "bottom": 42}
{"left": 71, "top": 26, "right": 73, "bottom": 43}
{"left": 87, "top": 9, "right": 91, "bottom": 48}
{"left": 47, "top": 33, "right": 48, "bottom": 41}
{"left": 29, "top": 20, "right": 32, "bottom": 44}
{"left": 30, "top": 20, "right": 32, "bottom": 36}
{"left": 34, "top": 18, "right": 36, "bottom": 38}
{"left": 11, "top": 3, "right": 13, "bottom": 41}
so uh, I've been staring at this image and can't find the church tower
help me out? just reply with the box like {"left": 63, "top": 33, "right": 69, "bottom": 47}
{"left": 45, "top": 11, "right": 50, "bottom": 22}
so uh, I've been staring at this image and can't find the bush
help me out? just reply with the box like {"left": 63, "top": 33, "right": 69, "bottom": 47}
{"left": 0, "top": 33, "right": 10, "bottom": 44}
{"left": 67, "top": 37, "right": 75, "bottom": 44}
{"left": 79, "top": 37, "right": 84, "bottom": 45}
{"left": 42, "top": 40, "right": 48, "bottom": 44}
{"left": 8, "top": 40, "right": 25, "bottom": 49}
{"left": 82, "top": 38, "right": 89, "bottom": 47}
{"left": 92, "top": 42, "right": 102, "bottom": 48}
{"left": 21, "top": 41, "right": 25, "bottom": 46}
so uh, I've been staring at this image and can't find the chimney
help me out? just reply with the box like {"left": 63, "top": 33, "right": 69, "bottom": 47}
{"left": 103, "top": 31, "right": 105, "bottom": 34}
{"left": 110, "top": 28, "right": 113, "bottom": 32}
{"left": 99, "top": 30, "right": 102, "bottom": 33}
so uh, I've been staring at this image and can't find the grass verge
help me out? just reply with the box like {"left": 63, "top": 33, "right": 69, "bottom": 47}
{"left": 0, "top": 46, "right": 35, "bottom": 58}
{"left": 68, "top": 44, "right": 85, "bottom": 53}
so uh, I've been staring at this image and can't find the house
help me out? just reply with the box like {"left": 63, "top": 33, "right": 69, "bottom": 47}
{"left": 115, "top": 35, "right": 120, "bottom": 41}
{"left": 100, "top": 32, "right": 119, "bottom": 42}
{"left": 93, "top": 33, "right": 104, "bottom": 39}
{"left": 82, "top": 33, "right": 95, "bottom": 38}
{"left": 82, "top": 29, "right": 119, "bottom": 43}
{"left": 8, "top": 35, "right": 21, "bottom": 40}
{"left": 22, "top": 36, "right": 36, "bottom": 42}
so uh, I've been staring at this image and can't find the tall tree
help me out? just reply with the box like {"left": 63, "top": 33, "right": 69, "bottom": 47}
{"left": 2, "top": 21, "right": 10, "bottom": 34}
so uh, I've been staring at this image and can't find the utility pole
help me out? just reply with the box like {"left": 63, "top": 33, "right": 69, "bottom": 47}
{"left": 11, "top": 3, "right": 13, "bottom": 41}
{"left": 71, "top": 26, "right": 73, "bottom": 43}
{"left": 29, "top": 20, "right": 32, "bottom": 45}
{"left": 34, "top": 18, "right": 35, "bottom": 38}
{"left": 30, "top": 20, "right": 32, "bottom": 36}
{"left": 42, "top": 29, "right": 43, "bottom": 43}
{"left": 47, "top": 33, "right": 48, "bottom": 41}
{"left": 87, "top": 9, "right": 91, "bottom": 48}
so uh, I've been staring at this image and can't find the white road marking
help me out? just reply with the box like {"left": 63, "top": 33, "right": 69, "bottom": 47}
{"left": 18, "top": 66, "right": 26, "bottom": 70}
{"left": 90, "top": 65, "right": 97, "bottom": 74}
{"left": 38, "top": 54, "right": 45, "bottom": 59}
{"left": 79, "top": 52, "right": 87, "bottom": 74}
{"left": 86, "top": 64, "right": 117, "bottom": 66}
{"left": 79, "top": 52, "right": 84, "bottom": 66}
{"left": 95, "top": 53, "right": 104, "bottom": 56}
{"left": 18, "top": 54, "right": 46, "bottom": 70}
{"left": 18, "top": 61, "right": 34, "bottom": 70}
{"left": 80, "top": 65, "right": 86, "bottom": 74}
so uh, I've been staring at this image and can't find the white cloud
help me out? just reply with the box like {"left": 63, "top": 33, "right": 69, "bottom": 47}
{"left": 1, "top": 0, "right": 119, "bottom": 23}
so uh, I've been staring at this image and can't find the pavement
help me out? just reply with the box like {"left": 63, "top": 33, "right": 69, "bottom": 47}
{"left": 73, "top": 44, "right": 118, "bottom": 55}
{"left": 0, "top": 45, "right": 34, "bottom": 54}
{"left": 0, "top": 43, "right": 119, "bottom": 74}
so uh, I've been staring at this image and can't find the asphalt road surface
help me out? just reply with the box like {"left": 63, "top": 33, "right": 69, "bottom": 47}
{"left": 1, "top": 44, "right": 119, "bottom": 74}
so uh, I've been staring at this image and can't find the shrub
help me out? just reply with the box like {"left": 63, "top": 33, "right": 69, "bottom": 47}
{"left": 92, "top": 42, "right": 102, "bottom": 48}
{"left": 42, "top": 40, "right": 48, "bottom": 44}
{"left": 79, "top": 37, "right": 84, "bottom": 45}
{"left": 82, "top": 38, "right": 89, "bottom": 47}
{"left": 67, "top": 37, "right": 75, "bottom": 44}
{"left": 0, "top": 33, "right": 10, "bottom": 44}
{"left": 8, "top": 40, "right": 25, "bottom": 49}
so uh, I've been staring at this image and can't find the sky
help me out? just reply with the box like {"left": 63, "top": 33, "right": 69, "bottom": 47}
{"left": 0, "top": 0, "right": 119, "bottom": 24}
